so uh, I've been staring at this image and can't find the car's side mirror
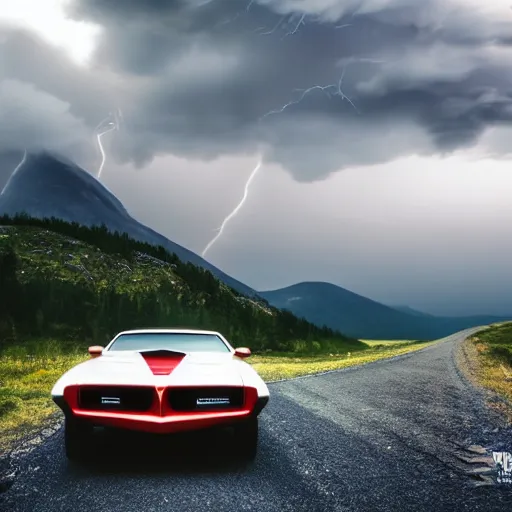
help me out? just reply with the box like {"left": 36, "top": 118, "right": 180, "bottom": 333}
{"left": 234, "top": 347, "right": 251, "bottom": 359}
{"left": 88, "top": 345, "right": 104, "bottom": 358}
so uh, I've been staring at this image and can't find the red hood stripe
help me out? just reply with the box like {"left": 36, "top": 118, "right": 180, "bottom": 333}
{"left": 141, "top": 352, "right": 185, "bottom": 375}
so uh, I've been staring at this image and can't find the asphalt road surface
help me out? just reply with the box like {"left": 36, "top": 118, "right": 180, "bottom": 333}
{"left": 2, "top": 328, "right": 511, "bottom": 512}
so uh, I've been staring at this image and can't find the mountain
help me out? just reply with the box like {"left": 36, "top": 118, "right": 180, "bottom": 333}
{"left": 0, "top": 224, "right": 353, "bottom": 352}
{"left": 260, "top": 282, "right": 511, "bottom": 340}
{"left": 3, "top": 152, "right": 508, "bottom": 342}
{"left": 390, "top": 305, "right": 434, "bottom": 318}
{"left": 0, "top": 151, "right": 256, "bottom": 297}
{"left": 0, "top": 151, "right": 22, "bottom": 193}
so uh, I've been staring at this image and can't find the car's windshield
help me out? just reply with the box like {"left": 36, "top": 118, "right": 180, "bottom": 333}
{"left": 107, "top": 333, "right": 230, "bottom": 353}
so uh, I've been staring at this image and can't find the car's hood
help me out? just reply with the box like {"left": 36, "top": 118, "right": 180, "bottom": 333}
{"left": 54, "top": 351, "right": 245, "bottom": 391}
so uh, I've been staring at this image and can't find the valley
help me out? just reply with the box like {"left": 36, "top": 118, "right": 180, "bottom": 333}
{"left": 0, "top": 152, "right": 510, "bottom": 506}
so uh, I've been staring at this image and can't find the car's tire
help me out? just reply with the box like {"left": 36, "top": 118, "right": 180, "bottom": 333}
{"left": 65, "top": 414, "right": 93, "bottom": 462}
{"left": 233, "top": 417, "right": 258, "bottom": 462}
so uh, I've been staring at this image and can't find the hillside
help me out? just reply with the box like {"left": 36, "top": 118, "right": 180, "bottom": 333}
{"left": 2, "top": 151, "right": 506, "bottom": 343}
{"left": 0, "top": 220, "right": 360, "bottom": 353}
{"left": 390, "top": 305, "right": 434, "bottom": 318}
{"left": 260, "top": 282, "right": 511, "bottom": 340}
{"left": 0, "top": 151, "right": 256, "bottom": 297}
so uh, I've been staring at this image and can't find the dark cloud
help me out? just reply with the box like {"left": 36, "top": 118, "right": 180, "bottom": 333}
{"left": 2, "top": 1, "right": 512, "bottom": 180}
{"left": 0, "top": 25, "right": 121, "bottom": 170}
{"left": 3, "top": 3, "right": 512, "bottom": 315}
{"left": 0, "top": 78, "right": 88, "bottom": 158}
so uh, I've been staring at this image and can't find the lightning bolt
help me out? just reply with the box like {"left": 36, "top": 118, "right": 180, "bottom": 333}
{"left": 1, "top": 150, "right": 27, "bottom": 196}
{"left": 95, "top": 109, "right": 121, "bottom": 179}
{"left": 257, "top": 12, "right": 309, "bottom": 37}
{"left": 260, "top": 67, "right": 358, "bottom": 120}
{"left": 258, "top": 15, "right": 286, "bottom": 35}
{"left": 213, "top": 0, "right": 259, "bottom": 29}
{"left": 202, "top": 157, "right": 262, "bottom": 258}
{"left": 258, "top": 9, "right": 350, "bottom": 38}
{"left": 251, "top": 12, "right": 368, "bottom": 119}
{"left": 283, "top": 13, "right": 306, "bottom": 37}
{"left": 215, "top": 11, "right": 241, "bottom": 27}
{"left": 201, "top": 11, "right": 360, "bottom": 258}
{"left": 259, "top": 55, "right": 386, "bottom": 121}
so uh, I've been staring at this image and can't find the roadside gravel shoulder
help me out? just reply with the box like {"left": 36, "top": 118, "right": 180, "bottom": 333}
{"left": 0, "top": 414, "right": 62, "bottom": 494}
{"left": 454, "top": 329, "right": 512, "bottom": 451}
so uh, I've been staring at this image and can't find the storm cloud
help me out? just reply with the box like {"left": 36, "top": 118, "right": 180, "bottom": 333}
{"left": 2, "top": 0, "right": 512, "bottom": 180}
{"left": 0, "top": 24, "right": 120, "bottom": 169}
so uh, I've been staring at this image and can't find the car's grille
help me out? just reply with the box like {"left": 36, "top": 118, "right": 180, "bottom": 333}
{"left": 168, "top": 387, "right": 244, "bottom": 412}
{"left": 78, "top": 386, "right": 155, "bottom": 412}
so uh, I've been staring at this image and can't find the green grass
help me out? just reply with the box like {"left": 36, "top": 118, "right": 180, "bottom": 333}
{"left": 469, "top": 323, "right": 512, "bottom": 405}
{"left": 0, "top": 338, "right": 437, "bottom": 451}
{"left": 360, "top": 339, "right": 418, "bottom": 347}
{"left": 0, "top": 340, "right": 87, "bottom": 450}
{"left": 251, "top": 339, "right": 436, "bottom": 381}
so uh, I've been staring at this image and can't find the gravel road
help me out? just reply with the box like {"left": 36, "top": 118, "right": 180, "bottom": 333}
{"left": 1, "top": 328, "right": 511, "bottom": 511}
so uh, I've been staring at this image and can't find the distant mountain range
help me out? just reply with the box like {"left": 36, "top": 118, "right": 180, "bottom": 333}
{"left": 259, "top": 282, "right": 511, "bottom": 340}
{"left": 0, "top": 151, "right": 256, "bottom": 298}
{"left": 1, "top": 151, "right": 509, "bottom": 340}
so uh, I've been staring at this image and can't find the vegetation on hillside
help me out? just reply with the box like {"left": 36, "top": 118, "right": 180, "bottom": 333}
{"left": 0, "top": 214, "right": 361, "bottom": 353}
{"left": 469, "top": 323, "right": 512, "bottom": 406}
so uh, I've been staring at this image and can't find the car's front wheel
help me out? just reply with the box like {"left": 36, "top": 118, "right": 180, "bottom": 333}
{"left": 65, "top": 414, "right": 93, "bottom": 462}
{"left": 233, "top": 417, "right": 258, "bottom": 462}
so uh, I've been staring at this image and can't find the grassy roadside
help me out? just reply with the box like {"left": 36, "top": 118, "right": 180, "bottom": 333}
{"left": 466, "top": 323, "right": 512, "bottom": 415}
{"left": 251, "top": 339, "right": 434, "bottom": 381}
{"left": 0, "top": 338, "right": 435, "bottom": 453}
{"left": 0, "top": 340, "right": 87, "bottom": 452}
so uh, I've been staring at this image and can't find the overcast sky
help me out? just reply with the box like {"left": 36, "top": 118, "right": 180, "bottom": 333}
{"left": 1, "top": 0, "right": 512, "bottom": 316}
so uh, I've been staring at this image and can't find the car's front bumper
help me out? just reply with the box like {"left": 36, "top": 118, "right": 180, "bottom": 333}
{"left": 53, "top": 387, "right": 269, "bottom": 434}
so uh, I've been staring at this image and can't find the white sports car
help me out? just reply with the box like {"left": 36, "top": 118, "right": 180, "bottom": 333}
{"left": 51, "top": 329, "right": 270, "bottom": 462}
